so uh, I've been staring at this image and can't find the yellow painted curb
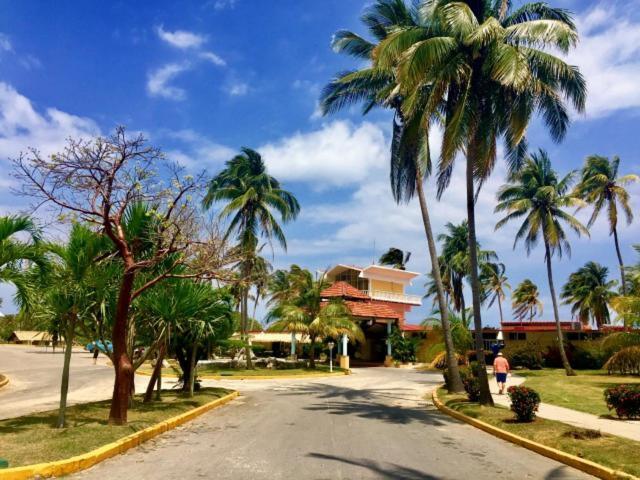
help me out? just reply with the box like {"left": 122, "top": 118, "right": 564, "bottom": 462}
{"left": 0, "top": 374, "right": 8, "bottom": 389}
{"left": 0, "top": 391, "right": 239, "bottom": 480}
{"left": 136, "top": 370, "right": 350, "bottom": 380}
{"left": 431, "top": 388, "right": 637, "bottom": 480}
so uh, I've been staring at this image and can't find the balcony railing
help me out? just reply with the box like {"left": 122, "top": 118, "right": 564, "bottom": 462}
{"left": 360, "top": 289, "right": 422, "bottom": 305}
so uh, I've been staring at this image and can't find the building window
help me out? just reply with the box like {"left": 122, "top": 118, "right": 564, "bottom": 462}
{"left": 335, "top": 270, "right": 368, "bottom": 291}
{"left": 508, "top": 332, "right": 526, "bottom": 341}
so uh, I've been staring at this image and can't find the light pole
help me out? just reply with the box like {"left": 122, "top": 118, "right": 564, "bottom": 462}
{"left": 327, "top": 341, "right": 335, "bottom": 372}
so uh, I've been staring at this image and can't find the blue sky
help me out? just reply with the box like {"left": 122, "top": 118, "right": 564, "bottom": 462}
{"left": 0, "top": 0, "right": 639, "bottom": 326}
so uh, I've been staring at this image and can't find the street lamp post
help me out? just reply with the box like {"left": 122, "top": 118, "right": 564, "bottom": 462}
{"left": 327, "top": 341, "right": 335, "bottom": 373}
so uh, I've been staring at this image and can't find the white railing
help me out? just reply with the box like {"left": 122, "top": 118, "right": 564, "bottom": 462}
{"left": 360, "top": 290, "right": 422, "bottom": 305}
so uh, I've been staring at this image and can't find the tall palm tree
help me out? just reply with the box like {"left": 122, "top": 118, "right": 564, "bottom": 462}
{"left": 561, "top": 262, "right": 617, "bottom": 328}
{"left": 611, "top": 245, "right": 640, "bottom": 326}
{"left": 574, "top": 155, "right": 639, "bottom": 294}
{"left": 379, "top": 247, "right": 412, "bottom": 270}
{"left": 268, "top": 267, "right": 363, "bottom": 368}
{"left": 496, "top": 150, "right": 589, "bottom": 376}
{"left": 203, "top": 148, "right": 299, "bottom": 369}
{"left": 321, "top": 0, "right": 464, "bottom": 392}
{"left": 481, "top": 262, "right": 510, "bottom": 324}
{"left": 0, "top": 215, "right": 47, "bottom": 311}
{"left": 374, "top": 0, "right": 586, "bottom": 403}
{"left": 511, "top": 279, "right": 543, "bottom": 323}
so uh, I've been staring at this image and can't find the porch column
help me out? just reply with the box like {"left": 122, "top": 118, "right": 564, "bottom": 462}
{"left": 290, "top": 332, "right": 297, "bottom": 359}
{"left": 384, "top": 321, "right": 393, "bottom": 367}
{"left": 339, "top": 333, "right": 349, "bottom": 370}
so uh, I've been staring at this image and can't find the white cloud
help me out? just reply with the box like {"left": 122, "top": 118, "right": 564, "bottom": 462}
{"left": 156, "top": 25, "right": 206, "bottom": 49}
{"left": 569, "top": 5, "right": 640, "bottom": 118}
{"left": 226, "top": 82, "right": 249, "bottom": 96}
{"left": 146, "top": 62, "right": 191, "bottom": 100}
{"left": 199, "top": 51, "right": 226, "bottom": 67}
{"left": 163, "top": 129, "right": 236, "bottom": 170}
{"left": 259, "top": 120, "right": 387, "bottom": 187}
{"left": 211, "top": 0, "right": 238, "bottom": 10}
{"left": 0, "top": 33, "right": 11, "bottom": 52}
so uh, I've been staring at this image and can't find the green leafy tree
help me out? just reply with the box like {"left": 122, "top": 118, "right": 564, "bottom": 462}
{"left": 388, "top": 326, "right": 419, "bottom": 362}
{"left": 511, "top": 279, "right": 543, "bottom": 323}
{"left": 379, "top": 247, "right": 412, "bottom": 270}
{"left": 574, "top": 155, "right": 639, "bottom": 294}
{"left": 204, "top": 148, "right": 299, "bottom": 369}
{"left": 480, "top": 262, "right": 510, "bottom": 323}
{"left": 612, "top": 246, "right": 640, "bottom": 326}
{"left": 268, "top": 267, "right": 363, "bottom": 368}
{"left": 321, "top": 0, "right": 464, "bottom": 393}
{"left": 561, "top": 262, "right": 617, "bottom": 328}
{"left": 373, "top": 0, "right": 586, "bottom": 404}
{"left": 496, "top": 150, "right": 589, "bottom": 376}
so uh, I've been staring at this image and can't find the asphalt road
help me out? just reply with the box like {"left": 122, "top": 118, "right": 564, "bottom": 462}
{"left": 0, "top": 344, "right": 146, "bottom": 419}
{"left": 71, "top": 368, "right": 592, "bottom": 480}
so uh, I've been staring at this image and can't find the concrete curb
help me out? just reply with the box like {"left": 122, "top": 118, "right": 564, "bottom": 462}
{"left": 136, "top": 369, "right": 350, "bottom": 380}
{"left": 431, "top": 388, "right": 637, "bottom": 480}
{"left": 0, "top": 390, "right": 239, "bottom": 479}
{"left": 0, "top": 374, "right": 8, "bottom": 390}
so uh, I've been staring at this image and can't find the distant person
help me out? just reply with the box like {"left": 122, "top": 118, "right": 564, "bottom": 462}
{"left": 492, "top": 352, "right": 510, "bottom": 395}
{"left": 92, "top": 343, "right": 100, "bottom": 365}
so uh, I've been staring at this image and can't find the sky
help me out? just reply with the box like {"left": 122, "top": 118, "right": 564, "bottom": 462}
{"left": 0, "top": 0, "right": 639, "bottom": 326}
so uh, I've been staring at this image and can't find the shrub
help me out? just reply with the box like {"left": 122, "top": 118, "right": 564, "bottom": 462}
{"left": 544, "top": 342, "right": 576, "bottom": 368}
{"left": 503, "top": 341, "right": 544, "bottom": 369}
{"left": 602, "top": 332, "right": 640, "bottom": 359}
{"left": 430, "top": 351, "right": 467, "bottom": 369}
{"left": 572, "top": 343, "right": 607, "bottom": 370}
{"left": 442, "top": 365, "right": 480, "bottom": 401}
{"left": 604, "top": 346, "right": 640, "bottom": 376}
{"left": 604, "top": 384, "right": 640, "bottom": 419}
{"left": 388, "top": 327, "right": 418, "bottom": 363}
{"left": 507, "top": 385, "right": 540, "bottom": 422}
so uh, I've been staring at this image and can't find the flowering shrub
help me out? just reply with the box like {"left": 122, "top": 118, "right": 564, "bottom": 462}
{"left": 604, "top": 384, "right": 640, "bottom": 419}
{"left": 463, "top": 375, "right": 481, "bottom": 402}
{"left": 507, "top": 385, "right": 540, "bottom": 422}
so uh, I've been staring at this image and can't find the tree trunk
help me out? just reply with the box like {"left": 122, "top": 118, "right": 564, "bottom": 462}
{"left": 466, "top": 146, "right": 493, "bottom": 405}
{"left": 415, "top": 171, "right": 464, "bottom": 393}
{"left": 242, "top": 287, "right": 254, "bottom": 370}
{"left": 544, "top": 239, "right": 575, "bottom": 376}
{"left": 613, "top": 227, "right": 627, "bottom": 294}
{"left": 188, "top": 343, "right": 198, "bottom": 397}
{"left": 308, "top": 336, "right": 316, "bottom": 369}
{"left": 143, "top": 341, "right": 165, "bottom": 403}
{"left": 176, "top": 347, "right": 191, "bottom": 392}
{"left": 109, "top": 271, "right": 136, "bottom": 425}
{"left": 497, "top": 296, "right": 504, "bottom": 324}
{"left": 56, "top": 322, "right": 75, "bottom": 428}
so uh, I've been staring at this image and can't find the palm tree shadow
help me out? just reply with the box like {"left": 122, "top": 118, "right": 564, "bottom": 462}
{"left": 308, "top": 452, "right": 441, "bottom": 480}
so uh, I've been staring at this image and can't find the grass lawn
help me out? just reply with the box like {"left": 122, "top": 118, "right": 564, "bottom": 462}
{"left": 0, "top": 387, "right": 231, "bottom": 468}
{"left": 438, "top": 389, "right": 640, "bottom": 477}
{"left": 517, "top": 369, "right": 640, "bottom": 417}
{"left": 137, "top": 362, "right": 345, "bottom": 378}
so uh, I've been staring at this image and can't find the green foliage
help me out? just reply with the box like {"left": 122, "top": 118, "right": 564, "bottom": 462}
{"left": 602, "top": 332, "right": 640, "bottom": 359}
{"left": 378, "top": 247, "right": 411, "bottom": 270}
{"left": 388, "top": 326, "right": 418, "bottom": 363}
{"left": 444, "top": 364, "right": 481, "bottom": 402}
{"left": 572, "top": 343, "right": 607, "bottom": 370}
{"left": 503, "top": 341, "right": 544, "bottom": 370}
{"left": 507, "top": 385, "right": 541, "bottom": 422}
{"left": 604, "top": 384, "right": 640, "bottom": 419}
{"left": 604, "top": 346, "right": 640, "bottom": 376}
{"left": 561, "top": 262, "right": 617, "bottom": 328}
{"left": 511, "top": 279, "right": 543, "bottom": 322}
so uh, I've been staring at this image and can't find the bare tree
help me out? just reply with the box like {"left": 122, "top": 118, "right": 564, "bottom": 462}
{"left": 14, "top": 126, "right": 233, "bottom": 424}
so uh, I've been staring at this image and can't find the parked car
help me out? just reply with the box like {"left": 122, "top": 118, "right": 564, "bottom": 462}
{"left": 85, "top": 340, "right": 113, "bottom": 353}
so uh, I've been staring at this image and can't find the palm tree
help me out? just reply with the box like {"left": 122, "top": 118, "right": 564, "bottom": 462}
{"left": 575, "top": 155, "right": 639, "bottom": 294}
{"left": 203, "top": 148, "right": 299, "bottom": 369}
{"left": 374, "top": 0, "right": 586, "bottom": 403}
{"left": 611, "top": 245, "right": 640, "bottom": 326}
{"left": 561, "top": 262, "right": 617, "bottom": 328}
{"left": 379, "top": 247, "right": 412, "bottom": 270}
{"left": 511, "top": 279, "right": 543, "bottom": 323}
{"left": 496, "top": 150, "right": 589, "bottom": 375}
{"left": 0, "top": 215, "right": 47, "bottom": 311}
{"left": 481, "top": 262, "right": 510, "bottom": 324}
{"left": 268, "top": 267, "right": 363, "bottom": 368}
{"left": 321, "top": 0, "right": 464, "bottom": 392}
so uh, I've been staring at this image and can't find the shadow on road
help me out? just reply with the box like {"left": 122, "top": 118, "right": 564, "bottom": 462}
{"left": 308, "top": 452, "right": 441, "bottom": 480}
{"left": 279, "top": 383, "right": 452, "bottom": 427}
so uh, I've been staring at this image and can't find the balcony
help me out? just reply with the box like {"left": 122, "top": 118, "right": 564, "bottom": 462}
{"left": 360, "top": 289, "right": 422, "bottom": 306}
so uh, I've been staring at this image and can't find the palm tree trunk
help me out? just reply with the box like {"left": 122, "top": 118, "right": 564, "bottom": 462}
{"left": 544, "top": 239, "right": 575, "bottom": 376}
{"left": 242, "top": 288, "right": 254, "bottom": 369}
{"left": 497, "top": 296, "right": 504, "bottom": 324}
{"left": 613, "top": 227, "right": 627, "bottom": 294}
{"left": 144, "top": 339, "right": 165, "bottom": 403}
{"left": 308, "top": 336, "right": 316, "bottom": 369}
{"left": 466, "top": 146, "right": 493, "bottom": 405}
{"left": 57, "top": 321, "right": 75, "bottom": 428}
{"left": 415, "top": 171, "right": 464, "bottom": 393}
{"left": 188, "top": 342, "right": 198, "bottom": 397}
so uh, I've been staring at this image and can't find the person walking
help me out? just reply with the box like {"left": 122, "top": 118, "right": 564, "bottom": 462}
{"left": 493, "top": 352, "right": 510, "bottom": 395}
{"left": 92, "top": 343, "right": 100, "bottom": 365}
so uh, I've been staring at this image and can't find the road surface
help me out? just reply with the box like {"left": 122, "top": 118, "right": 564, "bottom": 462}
{"left": 70, "top": 367, "right": 592, "bottom": 480}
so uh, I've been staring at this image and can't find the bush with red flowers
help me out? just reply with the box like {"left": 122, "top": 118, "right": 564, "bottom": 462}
{"left": 604, "top": 384, "right": 640, "bottom": 419}
{"left": 507, "top": 385, "right": 540, "bottom": 422}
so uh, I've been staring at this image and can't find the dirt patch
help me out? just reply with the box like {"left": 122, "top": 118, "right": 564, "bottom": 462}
{"left": 562, "top": 428, "right": 603, "bottom": 440}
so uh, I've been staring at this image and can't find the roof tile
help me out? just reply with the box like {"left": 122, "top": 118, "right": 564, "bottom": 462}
{"left": 321, "top": 281, "right": 370, "bottom": 300}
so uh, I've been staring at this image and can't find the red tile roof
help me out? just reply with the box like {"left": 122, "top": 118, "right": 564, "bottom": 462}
{"left": 400, "top": 324, "right": 426, "bottom": 332}
{"left": 344, "top": 300, "right": 401, "bottom": 319}
{"left": 321, "top": 281, "right": 370, "bottom": 300}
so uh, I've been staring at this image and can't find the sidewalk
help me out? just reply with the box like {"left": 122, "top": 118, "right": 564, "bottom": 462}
{"left": 490, "top": 374, "right": 640, "bottom": 442}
